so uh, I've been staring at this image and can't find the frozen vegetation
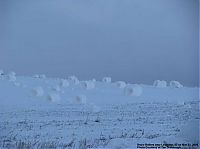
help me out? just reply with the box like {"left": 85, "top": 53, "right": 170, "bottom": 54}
{"left": 0, "top": 72, "right": 199, "bottom": 149}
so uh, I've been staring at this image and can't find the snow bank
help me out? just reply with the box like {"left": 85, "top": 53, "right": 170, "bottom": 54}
{"left": 80, "top": 81, "right": 95, "bottom": 90}
{"left": 32, "top": 87, "right": 44, "bottom": 97}
{"left": 68, "top": 76, "right": 79, "bottom": 85}
{"left": 102, "top": 77, "right": 111, "bottom": 83}
{"left": 59, "top": 79, "right": 69, "bottom": 87}
{"left": 8, "top": 71, "right": 16, "bottom": 82}
{"left": 169, "top": 80, "right": 183, "bottom": 88}
{"left": 153, "top": 80, "right": 167, "bottom": 88}
{"left": 47, "top": 93, "right": 60, "bottom": 102}
{"left": 74, "top": 95, "right": 87, "bottom": 104}
{"left": 124, "top": 84, "right": 143, "bottom": 96}
{"left": 115, "top": 81, "right": 126, "bottom": 88}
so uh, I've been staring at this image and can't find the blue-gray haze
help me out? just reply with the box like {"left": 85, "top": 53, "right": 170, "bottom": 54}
{"left": 0, "top": 0, "right": 199, "bottom": 86}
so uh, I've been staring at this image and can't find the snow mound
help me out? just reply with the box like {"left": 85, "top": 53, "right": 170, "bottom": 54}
{"left": 8, "top": 72, "right": 16, "bottom": 82}
{"left": 32, "top": 87, "right": 44, "bottom": 97}
{"left": 169, "top": 80, "right": 183, "bottom": 88}
{"left": 153, "top": 80, "right": 167, "bottom": 88}
{"left": 102, "top": 77, "right": 111, "bottom": 83}
{"left": 68, "top": 76, "right": 79, "bottom": 85}
{"left": 74, "top": 95, "right": 87, "bottom": 104}
{"left": 47, "top": 93, "right": 60, "bottom": 102}
{"left": 80, "top": 81, "right": 95, "bottom": 90}
{"left": 115, "top": 81, "right": 126, "bottom": 88}
{"left": 59, "top": 79, "right": 69, "bottom": 87}
{"left": 124, "top": 84, "right": 143, "bottom": 96}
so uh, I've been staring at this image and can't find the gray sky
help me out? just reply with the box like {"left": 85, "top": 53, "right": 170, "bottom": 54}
{"left": 0, "top": 0, "right": 199, "bottom": 86}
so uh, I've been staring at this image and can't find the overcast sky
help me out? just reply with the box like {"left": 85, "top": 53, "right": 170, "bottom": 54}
{"left": 0, "top": 0, "right": 199, "bottom": 86}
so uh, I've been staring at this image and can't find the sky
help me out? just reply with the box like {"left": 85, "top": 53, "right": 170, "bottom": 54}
{"left": 0, "top": 0, "right": 199, "bottom": 86}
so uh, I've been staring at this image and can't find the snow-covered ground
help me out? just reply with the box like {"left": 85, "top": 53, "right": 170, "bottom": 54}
{"left": 0, "top": 74, "right": 199, "bottom": 148}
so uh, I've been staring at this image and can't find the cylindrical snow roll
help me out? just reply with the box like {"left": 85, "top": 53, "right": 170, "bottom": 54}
{"left": 115, "top": 81, "right": 126, "bottom": 88}
{"left": 68, "top": 76, "right": 79, "bottom": 85}
{"left": 74, "top": 95, "right": 87, "bottom": 104}
{"left": 169, "top": 80, "right": 183, "bottom": 88}
{"left": 47, "top": 93, "right": 60, "bottom": 102}
{"left": 52, "top": 85, "right": 61, "bottom": 92}
{"left": 102, "top": 77, "right": 111, "bottom": 83}
{"left": 124, "top": 84, "right": 143, "bottom": 96}
{"left": 59, "top": 79, "right": 69, "bottom": 87}
{"left": 153, "top": 80, "right": 167, "bottom": 88}
{"left": 40, "top": 74, "right": 46, "bottom": 79}
{"left": 80, "top": 81, "right": 95, "bottom": 90}
{"left": 7, "top": 72, "right": 16, "bottom": 82}
{"left": 32, "top": 87, "right": 44, "bottom": 97}
{"left": 0, "top": 70, "right": 4, "bottom": 75}
{"left": 33, "top": 74, "right": 40, "bottom": 78}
